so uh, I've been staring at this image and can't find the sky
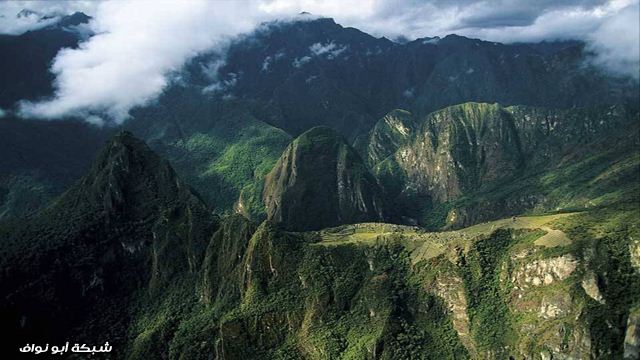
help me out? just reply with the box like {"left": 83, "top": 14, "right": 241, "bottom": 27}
{"left": 1, "top": 0, "right": 638, "bottom": 123}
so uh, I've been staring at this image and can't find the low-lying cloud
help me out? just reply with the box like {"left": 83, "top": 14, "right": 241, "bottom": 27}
{"left": 4, "top": 0, "right": 638, "bottom": 124}
{"left": 17, "top": 1, "right": 278, "bottom": 124}
{"left": 587, "top": 3, "right": 640, "bottom": 78}
{"left": 0, "top": 0, "right": 97, "bottom": 35}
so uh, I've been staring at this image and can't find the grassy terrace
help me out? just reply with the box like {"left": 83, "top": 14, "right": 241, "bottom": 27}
{"left": 310, "top": 213, "right": 578, "bottom": 263}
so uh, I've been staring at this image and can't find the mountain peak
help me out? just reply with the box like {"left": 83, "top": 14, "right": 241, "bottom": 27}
{"left": 61, "top": 131, "right": 203, "bottom": 220}
{"left": 264, "top": 126, "right": 386, "bottom": 231}
{"left": 57, "top": 12, "right": 91, "bottom": 27}
{"left": 16, "top": 9, "right": 39, "bottom": 18}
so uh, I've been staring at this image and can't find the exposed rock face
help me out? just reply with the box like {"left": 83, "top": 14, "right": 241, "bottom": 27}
{"left": 581, "top": 271, "right": 605, "bottom": 304}
{"left": 362, "top": 102, "right": 638, "bottom": 228}
{"left": 395, "top": 103, "right": 524, "bottom": 203}
{"left": 431, "top": 273, "right": 476, "bottom": 356}
{"left": 631, "top": 239, "right": 640, "bottom": 273}
{"left": 362, "top": 109, "right": 415, "bottom": 167}
{"left": 201, "top": 215, "right": 256, "bottom": 305}
{"left": 264, "top": 126, "right": 386, "bottom": 231}
{"left": 625, "top": 308, "right": 640, "bottom": 359}
{"left": 511, "top": 254, "right": 578, "bottom": 289}
{"left": 539, "top": 292, "right": 573, "bottom": 319}
{"left": 504, "top": 248, "right": 597, "bottom": 360}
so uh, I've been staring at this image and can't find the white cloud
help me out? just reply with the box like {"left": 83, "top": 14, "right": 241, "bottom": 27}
{"left": 587, "top": 3, "right": 640, "bottom": 78}
{"left": 309, "top": 41, "right": 348, "bottom": 59}
{"left": 422, "top": 37, "right": 441, "bottom": 45}
{"left": 261, "top": 56, "right": 272, "bottom": 71}
{"left": 85, "top": 115, "right": 104, "bottom": 126}
{"left": 292, "top": 56, "right": 312, "bottom": 68}
{"left": 201, "top": 59, "right": 227, "bottom": 81}
{"left": 203, "top": 72, "right": 239, "bottom": 94}
{"left": 18, "top": 0, "right": 272, "bottom": 123}
{"left": 0, "top": 1, "right": 97, "bottom": 35}
{"left": 262, "top": 50, "right": 288, "bottom": 71}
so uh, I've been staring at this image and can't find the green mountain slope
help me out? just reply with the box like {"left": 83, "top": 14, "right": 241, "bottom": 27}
{"left": 1, "top": 131, "right": 637, "bottom": 359}
{"left": 0, "top": 131, "right": 217, "bottom": 350}
{"left": 263, "top": 127, "right": 386, "bottom": 231}
{"left": 126, "top": 204, "right": 639, "bottom": 359}
{"left": 125, "top": 103, "right": 292, "bottom": 221}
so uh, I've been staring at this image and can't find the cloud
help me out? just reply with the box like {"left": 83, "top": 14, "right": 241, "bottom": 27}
{"left": 201, "top": 59, "right": 227, "bottom": 81}
{"left": 261, "top": 56, "right": 273, "bottom": 71}
{"left": 309, "top": 41, "right": 348, "bottom": 58}
{"left": 18, "top": 0, "right": 273, "bottom": 123}
{"left": 587, "top": 3, "right": 640, "bottom": 78}
{"left": 292, "top": 56, "right": 312, "bottom": 68}
{"left": 0, "top": 1, "right": 97, "bottom": 34}
{"left": 12, "top": 0, "right": 639, "bottom": 123}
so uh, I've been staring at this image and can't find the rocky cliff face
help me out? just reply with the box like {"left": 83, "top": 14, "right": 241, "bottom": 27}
{"left": 363, "top": 102, "right": 639, "bottom": 228}
{"left": 394, "top": 103, "right": 524, "bottom": 203}
{"left": 357, "top": 109, "right": 415, "bottom": 167}
{"left": 264, "top": 126, "right": 386, "bottom": 231}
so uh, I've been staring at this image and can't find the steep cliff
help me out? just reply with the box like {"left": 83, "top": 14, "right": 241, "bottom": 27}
{"left": 264, "top": 126, "right": 386, "bottom": 231}
{"left": 363, "top": 102, "right": 639, "bottom": 228}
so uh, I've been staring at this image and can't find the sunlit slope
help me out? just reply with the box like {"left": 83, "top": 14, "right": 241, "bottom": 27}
{"left": 312, "top": 212, "right": 578, "bottom": 262}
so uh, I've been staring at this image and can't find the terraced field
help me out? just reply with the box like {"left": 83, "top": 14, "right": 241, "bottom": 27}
{"left": 312, "top": 213, "right": 578, "bottom": 263}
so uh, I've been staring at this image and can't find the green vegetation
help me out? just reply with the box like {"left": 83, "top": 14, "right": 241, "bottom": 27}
{"left": 263, "top": 127, "right": 386, "bottom": 231}
{"left": 146, "top": 111, "right": 291, "bottom": 221}
{"left": 458, "top": 229, "right": 516, "bottom": 354}
{"left": 360, "top": 102, "right": 639, "bottom": 230}
{"left": 553, "top": 205, "right": 640, "bottom": 358}
{"left": 1, "top": 98, "right": 638, "bottom": 359}
{"left": 1, "top": 17, "right": 639, "bottom": 359}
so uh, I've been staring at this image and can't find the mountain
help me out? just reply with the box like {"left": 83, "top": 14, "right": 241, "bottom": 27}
{"left": 355, "top": 108, "right": 416, "bottom": 168}
{"left": 0, "top": 133, "right": 637, "bottom": 359}
{"left": 126, "top": 103, "right": 292, "bottom": 221}
{"left": 0, "top": 131, "right": 217, "bottom": 350}
{"left": 363, "top": 102, "right": 640, "bottom": 228}
{"left": 163, "top": 18, "right": 637, "bottom": 140}
{"left": 1, "top": 16, "right": 637, "bottom": 222}
{"left": 117, "top": 17, "right": 637, "bottom": 222}
{"left": 263, "top": 126, "right": 386, "bottom": 231}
